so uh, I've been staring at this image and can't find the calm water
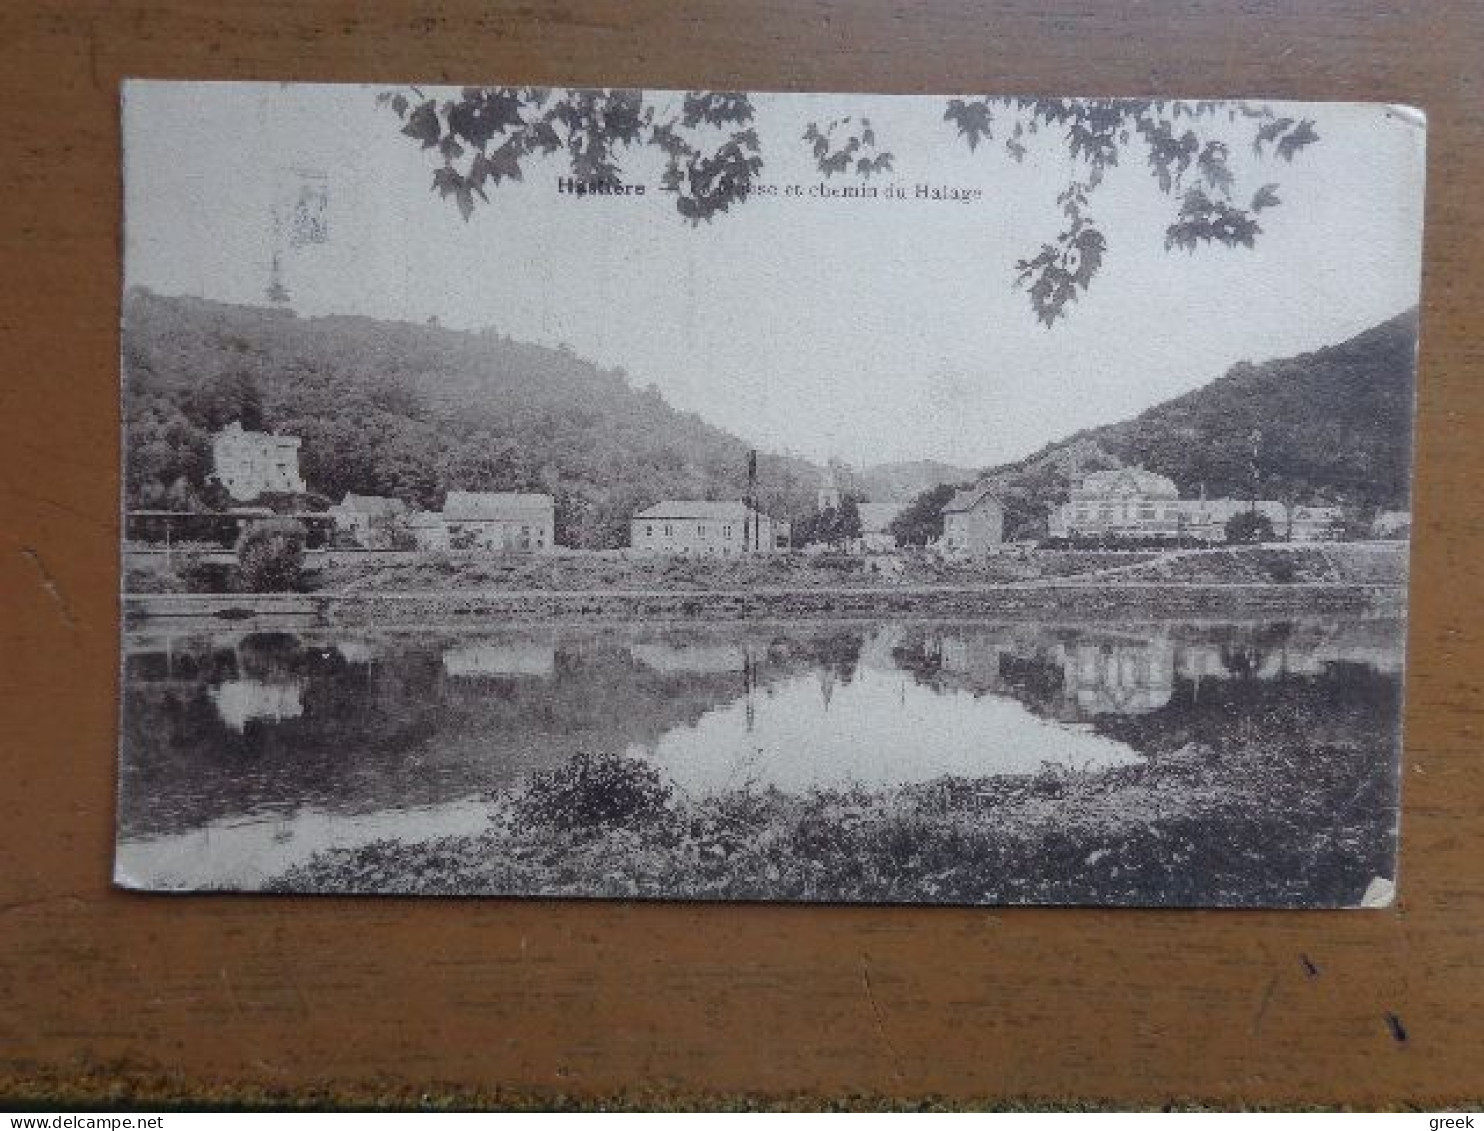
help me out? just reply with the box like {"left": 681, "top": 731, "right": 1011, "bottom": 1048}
{"left": 116, "top": 616, "right": 1405, "bottom": 890}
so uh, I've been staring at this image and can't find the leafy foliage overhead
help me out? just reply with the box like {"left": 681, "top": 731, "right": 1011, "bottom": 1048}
{"left": 380, "top": 86, "right": 763, "bottom": 223}
{"left": 384, "top": 90, "right": 1319, "bottom": 326}
{"left": 940, "top": 98, "right": 1319, "bottom": 324}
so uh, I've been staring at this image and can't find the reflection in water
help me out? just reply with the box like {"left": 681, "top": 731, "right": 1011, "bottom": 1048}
{"left": 443, "top": 640, "right": 556, "bottom": 678}
{"left": 118, "top": 616, "right": 1405, "bottom": 892}
{"left": 1062, "top": 637, "right": 1175, "bottom": 715}
{"left": 209, "top": 678, "right": 304, "bottom": 732}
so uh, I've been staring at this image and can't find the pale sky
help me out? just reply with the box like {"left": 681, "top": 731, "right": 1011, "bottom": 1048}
{"left": 123, "top": 82, "right": 1425, "bottom": 468}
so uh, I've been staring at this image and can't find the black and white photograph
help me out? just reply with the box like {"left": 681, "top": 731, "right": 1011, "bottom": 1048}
{"left": 117, "top": 82, "right": 1424, "bottom": 906}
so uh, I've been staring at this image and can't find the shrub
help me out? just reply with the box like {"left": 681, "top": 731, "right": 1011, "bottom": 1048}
{"left": 236, "top": 518, "right": 308, "bottom": 592}
{"left": 181, "top": 557, "right": 240, "bottom": 593}
{"left": 1225, "top": 510, "right": 1276, "bottom": 545}
{"left": 518, "top": 752, "right": 673, "bottom": 832}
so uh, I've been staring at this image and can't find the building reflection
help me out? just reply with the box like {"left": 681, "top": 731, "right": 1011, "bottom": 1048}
{"left": 915, "top": 618, "right": 1405, "bottom": 723}
{"left": 442, "top": 640, "right": 556, "bottom": 678}
{"left": 209, "top": 678, "right": 304, "bottom": 732}
{"left": 1062, "top": 636, "right": 1176, "bottom": 715}
{"left": 628, "top": 642, "right": 751, "bottom": 674}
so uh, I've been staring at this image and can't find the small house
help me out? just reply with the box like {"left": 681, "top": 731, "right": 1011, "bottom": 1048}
{"left": 940, "top": 484, "right": 1005, "bottom": 558}
{"left": 327, "top": 493, "right": 410, "bottom": 548}
{"left": 442, "top": 491, "right": 555, "bottom": 552}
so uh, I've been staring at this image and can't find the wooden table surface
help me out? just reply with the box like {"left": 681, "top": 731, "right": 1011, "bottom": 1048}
{"left": 2, "top": 0, "right": 1481, "bottom": 1109}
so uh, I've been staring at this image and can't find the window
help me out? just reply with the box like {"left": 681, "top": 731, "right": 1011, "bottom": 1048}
{"left": 645, "top": 524, "right": 653, "bottom": 537}
{"left": 698, "top": 525, "right": 706, "bottom": 537}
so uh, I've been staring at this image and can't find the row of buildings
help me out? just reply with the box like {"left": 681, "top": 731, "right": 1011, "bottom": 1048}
{"left": 331, "top": 491, "right": 556, "bottom": 552}
{"left": 201, "top": 420, "right": 1402, "bottom": 558}
{"left": 939, "top": 466, "right": 1394, "bottom": 558}
{"left": 1045, "top": 467, "right": 1348, "bottom": 545}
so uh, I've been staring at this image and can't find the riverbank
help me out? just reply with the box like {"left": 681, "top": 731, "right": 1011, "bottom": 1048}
{"left": 123, "top": 578, "right": 1405, "bottom": 625}
{"left": 122, "top": 541, "right": 1408, "bottom": 623}
{"left": 268, "top": 727, "right": 1397, "bottom": 906}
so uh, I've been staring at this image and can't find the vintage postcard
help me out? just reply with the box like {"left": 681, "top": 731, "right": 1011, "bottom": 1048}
{"left": 117, "top": 82, "right": 1424, "bottom": 905}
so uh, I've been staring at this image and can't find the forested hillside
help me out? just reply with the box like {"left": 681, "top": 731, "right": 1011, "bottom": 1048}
{"left": 980, "top": 311, "right": 1419, "bottom": 538}
{"left": 122, "top": 290, "right": 824, "bottom": 547}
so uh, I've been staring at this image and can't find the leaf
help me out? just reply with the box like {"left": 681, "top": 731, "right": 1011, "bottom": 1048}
{"left": 1164, "top": 187, "right": 1260, "bottom": 251}
{"left": 945, "top": 98, "right": 994, "bottom": 151}
{"left": 1251, "top": 183, "right": 1281, "bottom": 212}
{"left": 431, "top": 166, "right": 463, "bottom": 199}
{"left": 1196, "top": 140, "right": 1233, "bottom": 195}
{"left": 1014, "top": 222, "right": 1108, "bottom": 326}
{"left": 446, "top": 88, "right": 526, "bottom": 148}
{"left": 401, "top": 100, "right": 442, "bottom": 149}
{"left": 1276, "top": 118, "right": 1319, "bottom": 161}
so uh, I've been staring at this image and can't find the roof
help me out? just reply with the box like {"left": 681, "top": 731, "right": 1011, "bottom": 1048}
{"left": 442, "top": 491, "right": 554, "bottom": 521}
{"left": 407, "top": 509, "right": 446, "bottom": 527}
{"left": 215, "top": 421, "right": 301, "bottom": 447}
{"left": 857, "top": 502, "right": 905, "bottom": 532}
{"left": 335, "top": 493, "right": 408, "bottom": 516}
{"left": 1072, "top": 467, "right": 1179, "bottom": 500}
{"left": 942, "top": 484, "right": 1002, "bottom": 515}
{"left": 632, "top": 500, "right": 764, "bottom": 521}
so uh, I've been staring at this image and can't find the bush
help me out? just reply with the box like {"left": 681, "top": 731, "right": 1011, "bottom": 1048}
{"left": 518, "top": 752, "right": 673, "bottom": 832}
{"left": 236, "top": 518, "right": 308, "bottom": 592}
{"left": 180, "top": 557, "right": 240, "bottom": 593}
{"left": 1225, "top": 510, "right": 1276, "bottom": 545}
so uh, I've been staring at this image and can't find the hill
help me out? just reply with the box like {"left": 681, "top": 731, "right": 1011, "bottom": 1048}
{"left": 856, "top": 459, "right": 978, "bottom": 503}
{"left": 122, "top": 290, "right": 825, "bottom": 547}
{"left": 980, "top": 311, "right": 1419, "bottom": 538}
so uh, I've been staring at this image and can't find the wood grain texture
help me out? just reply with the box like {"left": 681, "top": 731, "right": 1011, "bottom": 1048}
{"left": 1, "top": 0, "right": 1481, "bottom": 1108}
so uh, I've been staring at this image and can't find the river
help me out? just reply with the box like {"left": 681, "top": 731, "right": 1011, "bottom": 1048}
{"left": 115, "top": 615, "right": 1405, "bottom": 897}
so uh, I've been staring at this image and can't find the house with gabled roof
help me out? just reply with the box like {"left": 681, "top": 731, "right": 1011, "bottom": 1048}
{"left": 327, "top": 493, "right": 410, "bottom": 548}
{"left": 630, "top": 500, "right": 787, "bottom": 555}
{"left": 442, "top": 491, "right": 555, "bottom": 552}
{"left": 940, "top": 483, "right": 1005, "bottom": 558}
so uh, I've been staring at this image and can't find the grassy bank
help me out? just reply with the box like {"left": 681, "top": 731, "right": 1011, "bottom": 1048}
{"left": 312, "top": 548, "right": 1163, "bottom": 593}
{"left": 127, "top": 542, "right": 1405, "bottom": 600}
{"left": 269, "top": 731, "right": 1396, "bottom": 907}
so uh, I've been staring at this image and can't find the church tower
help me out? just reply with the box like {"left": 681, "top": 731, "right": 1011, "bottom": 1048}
{"left": 817, "top": 464, "right": 843, "bottom": 512}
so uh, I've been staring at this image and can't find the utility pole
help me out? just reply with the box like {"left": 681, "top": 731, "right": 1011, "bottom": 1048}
{"left": 745, "top": 449, "right": 758, "bottom": 554}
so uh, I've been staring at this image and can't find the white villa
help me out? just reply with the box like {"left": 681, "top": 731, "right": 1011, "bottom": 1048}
{"left": 210, "top": 420, "right": 307, "bottom": 501}
{"left": 630, "top": 500, "right": 788, "bottom": 555}
{"left": 1047, "top": 466, "right": 1339, "bottom": 543}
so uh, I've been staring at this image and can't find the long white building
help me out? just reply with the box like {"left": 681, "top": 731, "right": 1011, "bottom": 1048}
{"left": 630, "top": 500, "right": 788, "bottom": 555}
{"left": 1047, "top": 466, "right": 1337, "bottom": 543}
